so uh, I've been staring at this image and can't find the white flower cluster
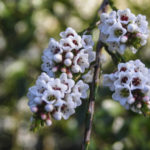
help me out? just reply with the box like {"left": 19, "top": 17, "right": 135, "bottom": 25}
{"left": 103, "top": 60, "right": 150, "bottom": 114}
{"left": 99, "top": 8, "right": 149, "bottom": 54}
{"left": 27, "top": 73, "right": 89, "bottom": 126}
{"left": 27, "top": 27, "right": 93, "bottom": 128}
{"left": 41, "top": 27, "right": 95, "bottom": 78}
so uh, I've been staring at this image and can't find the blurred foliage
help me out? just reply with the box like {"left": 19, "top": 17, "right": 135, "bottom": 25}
{"left": 0, "top": 0, "right": 150, "bottom": 150}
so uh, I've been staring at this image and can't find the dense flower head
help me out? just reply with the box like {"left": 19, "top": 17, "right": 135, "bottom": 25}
{"left": 41, "top": 27, "right": 95, "bottom": 78}
{"left": 27, "top": 27, "right": 94, "bottom": 129}
{"left": 27, "top": 72, "right": 89, "bottom": 127}
{"left": 27, "top": 27, "right": 96, "bottom": 129}
{"left": 99, "top": 8, "right": 149, "bottom": 54}
{"left": 103, "top": 60, "right": 150, "bottom": 115}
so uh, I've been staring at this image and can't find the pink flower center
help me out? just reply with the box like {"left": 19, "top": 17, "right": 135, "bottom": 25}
{"left": 121, "top": 77, "right": 128, "bottom": 83}
{"left": 67, "top": 33, "right": 74, "bottom": 37}
{"left": 120, "top": 67, "right": 127, "bottom": 72}
{"left": 64, "top": 43, "right": 70, "bottom": 47}
{"left": 73, "top": 40, "right": 78, "bottom": 46}
{"left": 132, "top": 77, "right": 141, "bottom": 86}
{"left": 121, "top": 15, "right": 128, "bottom": 21}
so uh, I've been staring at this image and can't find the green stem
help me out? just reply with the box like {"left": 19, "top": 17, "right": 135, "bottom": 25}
{"left": 82, "top": 1, "right": 119, "bottom": 149}
{"left": 81, "top": 0, "right": 110, "bottom": 149}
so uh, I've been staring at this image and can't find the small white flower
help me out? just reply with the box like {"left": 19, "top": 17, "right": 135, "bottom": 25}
{"left": 117, "top": 8, "right": 136, "bottom": 25}
{"left": 83, "top": 48, "right": 96, "bottom": 63}
{"left": 60, "top": 27, "right": 78, "bottom": 38}
{"left": 135, "top": 14, "right": 149, "bottom": 34}
{"left": 48, "top": 38, "right": 62, "bottom": 54}
{"left": 82, "top": 35, "right": 94, "bottom": 49}
{"left": 61, "top": 104, "right": 75, "bottom": 120}
{"left": 103, "top": 74, "right": 116, "bottom": 91}
{"left": 82, "top": 68, "right": 94, "bottom": 83}
{"left": 106, "top": 22, "right": 127, "bottom": 43}
{"left": 59, "top": 73, "right": 75, "bottom": 93}
{"left": 69, "top": 36, "right": 82, "bottom": 50}
{"left": 73, "top": 50, "right": 89, "bottom": 73}
{"left": 130, "top": 72, "right": 146, "bottom": 90}
{"left": 42, "top": 90, "right": 57, "bottom": 104}
{"left": 114, "top": 72, "right": 132, "bottom": 88}
{"left": 66, "top": 92, "right": 82, "bottom": 108}
{"left": 112, "top": 86, "right": 132, "bottom": 106}
{"left": 50, "top": 78, "right": 68, "bottom": 95}
{"left": 73, "top": 80, "right": 89, "bottom": 99}
{"left": 60, "top": 38, "right": 74, "bottom": 52}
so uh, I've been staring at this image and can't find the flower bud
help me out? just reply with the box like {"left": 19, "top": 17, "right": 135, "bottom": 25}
{"left": 71, "top": 65, "right": 80, "bottom": 73}
{"left": 136, "top": 33, "right": 142, "bottom": 38}
{"left": 68, "top": 72, "right": 73, "bottom": 78}
{"left": 64, "top": 59, "right": 72, "bottom": 67}
{"left": 128, "top": 97, "right": 135, "bottom": 104}
{"left": 143, "top": 96, "right": 150, "bottom": 102}
{"left": 61, "top": 67, "right": 67, "bottom": 73}
{"left": 34, "top": 97, "right": 42, "bottom": 104}
{"left": 46, "top": 119, "right": 52, "bottom": 126}
{"left": 41, "top": 113, "right": 47, "bottom": 120}
{"left": 53, "top": 54, "right": 62, "bottom": 63}
{"left": 120, "top": 36, "right": 128, "bottom": 43}
{"left": 127, "top": 24, "right": 137, "bottom": 33}
{"left": 45, "top": 104, "right": 53, "bottom": 112}
{"left": 136, "top": 103, "right": 142, "bottom": 109}
{"left": 52, "top": 67, "right": 58, "bottom": 72}
{"left": 31, "top": 106, "right": 38, "bottom": 113}
{"left": 65, "top": 52, "right": 74, "bottom": 59}
{"left": 53, "top": 112, "right": 62, "bottom": 120}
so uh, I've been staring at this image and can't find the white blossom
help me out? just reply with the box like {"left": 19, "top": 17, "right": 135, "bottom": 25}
{"left": 82, "top": 68, "right": 94, "bottom": 83}
{"left": 27, "top": 72, "right": 89, "bottom": 127}
{"left": 99, "top": 8, "right": 149, "bottom": 54}
{"left": 60, "top": 27, "right": 78, "bottom": 38}
{"left": 73, "top": 80, "right": 89, "bottom": 99}
{"left": 41, "top": 27, "right": 95, "bottom": 77}
{"left": 103, "top": 60, "right": 150, "bottom": 115}
{"left": 73, "top": 50, "right": 89, "bottom": 73}
{"left": 82, "top": 35, "right": 94, "bottom": 49}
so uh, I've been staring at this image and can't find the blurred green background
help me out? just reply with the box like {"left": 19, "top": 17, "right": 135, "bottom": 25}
{"left": 0, "top": 0, "right": 150, "bottom": 150}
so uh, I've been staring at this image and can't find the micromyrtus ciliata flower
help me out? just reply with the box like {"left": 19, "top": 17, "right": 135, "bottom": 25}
{"left": 99, "top": 8, "right": 149, "bottom": 54}
{"left": 27, "top": 73, "right": 89, "bottom": 127}
{"left": 27, "top": 27, "right": 95, "bottom": 129}
{"left": 41, "top": 27, "right": 95, "bottom": 79}
{"left": 103, "top": 60, "right": 150, "bottom": 115}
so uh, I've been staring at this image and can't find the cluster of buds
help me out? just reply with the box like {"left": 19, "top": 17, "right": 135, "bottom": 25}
{"left": 27, "top": 27, "right": 95, "bottom": 129}
{"left": 99, "top": 8, "right": 149, "bottom": 54}
{"left": 41, "top": 27, "right": 95, "bottom": 79}
{"left": 103, "top": 60, "right": 150, "bottom": 115}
